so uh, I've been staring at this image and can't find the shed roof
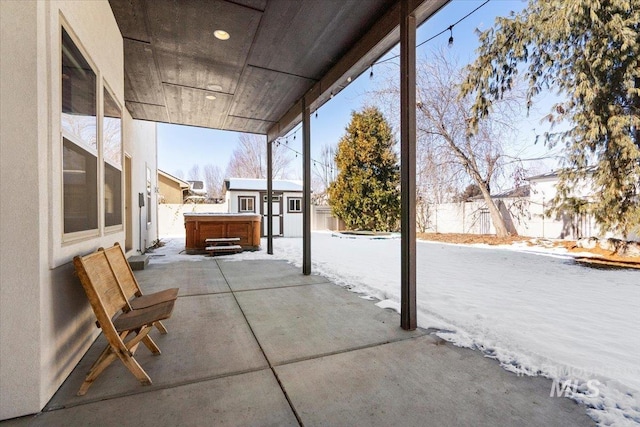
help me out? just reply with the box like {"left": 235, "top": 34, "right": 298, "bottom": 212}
{"left": 225, "top": 178, "right": 303, "bottom": 192}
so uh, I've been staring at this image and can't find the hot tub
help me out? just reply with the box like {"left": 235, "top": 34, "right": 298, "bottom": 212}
{"left": 184, "top": 213, "right": 261, "bottom": 254}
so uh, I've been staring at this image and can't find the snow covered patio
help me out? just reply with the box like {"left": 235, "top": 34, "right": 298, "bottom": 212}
{"left": 7, "top": 241, "right": 597, "bottom": 426}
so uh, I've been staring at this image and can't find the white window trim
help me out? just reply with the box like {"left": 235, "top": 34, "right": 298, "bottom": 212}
{"left": 239, "top": 196, "right": 255, "bottom": 213}
{"left": 60, "top": 23, "right": 100, "bottom": 242}
{"left": 103, "top": 81, "right": 124, "bottom": 232}
{"left": 288, "top": 197, "right": 302, "bottom": 213}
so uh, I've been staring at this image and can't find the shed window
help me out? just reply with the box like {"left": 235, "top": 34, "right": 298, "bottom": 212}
{"left": 288, "top": 197, "right": 302, "bottom": 213}
{"left": 239, "top": 196, "right": 255, "bottom": 212}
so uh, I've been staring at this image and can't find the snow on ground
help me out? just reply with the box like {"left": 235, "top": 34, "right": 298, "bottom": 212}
{"left": 156, "top": 232, "right": 640, "bottom": 426}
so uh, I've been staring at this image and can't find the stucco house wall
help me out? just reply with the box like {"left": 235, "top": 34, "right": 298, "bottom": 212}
{"left": 0, "top": 1, "right": 158, "bottom": 420}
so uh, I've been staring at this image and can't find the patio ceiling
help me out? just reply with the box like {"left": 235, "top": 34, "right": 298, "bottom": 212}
{"left": 109, "top": 0, "right": 448, "bottom": 140}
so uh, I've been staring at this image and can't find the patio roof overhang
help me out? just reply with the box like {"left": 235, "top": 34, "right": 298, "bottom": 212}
{"left": 108, "top": 0, "right": 448, "bottom": 140}
{"left": 110, "top": 0, "right": 450, "bottom": 331}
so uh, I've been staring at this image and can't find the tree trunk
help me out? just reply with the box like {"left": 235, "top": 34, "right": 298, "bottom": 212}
{"left": 477, "top": 184, "right": 510, "bottom": 237}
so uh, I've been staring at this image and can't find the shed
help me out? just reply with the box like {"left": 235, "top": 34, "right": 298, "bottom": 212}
{"left": 224, "top": 178, "right": 303, "bottom": 237}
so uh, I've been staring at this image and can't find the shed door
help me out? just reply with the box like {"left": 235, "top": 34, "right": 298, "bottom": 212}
{"left": 261, "top": 193, "right": 283, "bottom": 236}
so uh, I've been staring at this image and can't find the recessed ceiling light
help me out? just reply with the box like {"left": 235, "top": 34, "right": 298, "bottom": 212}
{"left": 205, "top": 95, "right": 216, "bottom": 100}
{"left": 214, "top": 30, "right": 230, "bottom": 40}
{"left": 347, "top": 76, "right": 352, "bottom": 83}
{"left": 207, "top": 84, "right": 223, "bottom": 91}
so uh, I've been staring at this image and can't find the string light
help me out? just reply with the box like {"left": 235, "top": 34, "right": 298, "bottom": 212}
{"left": 372, "top": 0, "right": 490, "bottom": 66}
{"left": 269, "top": 133, "right": 338, "bottom": 174}
{"left": 262, "top": 2, "right": 493, "bottom": 176}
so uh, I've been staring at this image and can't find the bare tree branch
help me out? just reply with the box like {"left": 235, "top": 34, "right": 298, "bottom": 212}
{"left": 225, "top": 134, "right": 293, "bottom": 179}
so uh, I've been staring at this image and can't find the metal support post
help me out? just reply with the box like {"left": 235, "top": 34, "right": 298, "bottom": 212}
{"left": 302, "top": 98, "right": 312, "bottom": 275}
{"left": 267, "top": 136, "right": 273, "bottom": 254}
{"left": 400, "top": 0, "right": 417, "bottom": 330}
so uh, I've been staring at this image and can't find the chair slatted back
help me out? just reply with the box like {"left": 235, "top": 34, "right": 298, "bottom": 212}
{"left": 73, "top": 251, "right": 128, "bottom": 329}
{"left": 102, "top": 243, "right": 141, "bottom": 302}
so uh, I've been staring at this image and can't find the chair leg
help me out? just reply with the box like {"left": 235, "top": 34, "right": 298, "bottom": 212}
{"left": 78, "top": 351, "right": 118, "bottom": 396}
{"left": 154, "top": 320, "right": 168, "bottom": 335}
{"left": 124, "top": 326, "right": 153, "bottom": 351}
{"left": 117, "top": 352, "right": 152, "bottom": 386}
{"left": 78, "top": 327, "right": 156, "bottom": 396}
{"left": 87, "top": 331, "right": 130, "bottom": 372}
{"left": 142, "top": 334, "right": 161, "bottom": 355}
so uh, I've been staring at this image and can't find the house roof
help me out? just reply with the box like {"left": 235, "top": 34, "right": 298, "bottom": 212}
{"left": 158, "top": 169, "right": 190, "bottom": 188}
{"left": 525, "top": 170, "right": 559, "bottom": 181}
{"left": 526, "top": 166, "right": 596, "bottom": 182}
{"left": 108, "top": 0, "right": 449, "bottom": 139}
{"left": 225, "top": 178, "right": 303, "bottom": 192}
{"left": 469, "top": 185, "right": 530, "bottom": 200}
{"left": 491, "top": 185, "right": 530, "bottom": 198}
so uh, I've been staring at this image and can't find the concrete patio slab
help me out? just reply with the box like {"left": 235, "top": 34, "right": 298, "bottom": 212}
{"left": 135, "top": 260, "right": 230, "bottom": 296}
{"left": 275, "top": 335, "right": 595, "bottom": 427}
{"left": 45, "top": 294, "right": 267, "bottom": 409}
{"left": 235, "top": 283, "right": 424, "bottom": 365}
{"left": 27, "top": 370, "right": 297, "bottom": 427}
{"left": 3, "top": 248, "right": 594, "bottom": 427}
{"left": 218, "top": 259, "right": 329, "bottom": 291}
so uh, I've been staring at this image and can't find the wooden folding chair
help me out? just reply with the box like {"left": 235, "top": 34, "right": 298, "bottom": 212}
{"left": 101, "top": 242, "right": 178, "bottom": 334}
{"left": 73, "top": 251, "right": 175, "bottom": 396}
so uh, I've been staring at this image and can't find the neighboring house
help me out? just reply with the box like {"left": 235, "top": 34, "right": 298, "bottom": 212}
{"left": 224, "top": 178, "right": 303, "bottom": 237}
{"left": 526, "top": 170, "right": 598, "bottom": 239}
{"left": 186, "top": 180, "right": 207, "bottom": 200}
{"left": 158, "top": 169, "right": 190, "bottom": 204}
{"left": 427, "top": 170, "right": 599, "bottom": 239}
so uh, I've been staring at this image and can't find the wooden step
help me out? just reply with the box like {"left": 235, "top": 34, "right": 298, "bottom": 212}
{"left": 205, "top": 245, "right": 243, "bottom": 252}
{"left": 205, "top": 237, "right": 240, "bottom": 243}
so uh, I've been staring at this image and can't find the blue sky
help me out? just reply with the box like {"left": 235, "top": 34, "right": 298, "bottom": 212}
{"left": 158, "top": 0, "right": 557, "bottom": 182}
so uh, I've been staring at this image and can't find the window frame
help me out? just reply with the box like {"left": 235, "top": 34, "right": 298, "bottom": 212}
{"left": 238, "top": 196, "right": 256, "bottom": 213}
{"left": 60, "top": 24, "right": 100, "bottom": 242}
{"left": 102, "top": 82, "right": 123, "bottom": 232}
{"left": 287, "top": 197, "right": 302, "bottom": 213}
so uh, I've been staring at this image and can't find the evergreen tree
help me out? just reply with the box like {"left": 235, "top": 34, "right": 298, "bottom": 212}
{"left": 328, "top": 107, "right": 400, "bottom": 231}
{"left": 462, "top": 0, "right": 640, "bottom": 237}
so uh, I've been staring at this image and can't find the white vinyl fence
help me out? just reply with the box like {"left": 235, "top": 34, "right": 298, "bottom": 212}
{"left": 158, "top": 203, "right": 227, "bottom": 237}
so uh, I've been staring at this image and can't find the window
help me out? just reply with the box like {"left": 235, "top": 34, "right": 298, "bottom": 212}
{"left": 103, "top": 87, "right": 122, "bottom": 227}
{"left": 288, "top": 197, "right": 302, "bottom": 213}
{"left": 62, "top": 27, "right": 98, "bottom": 234}
{"left": 239, "top": 196, "right": 255, "bottom": 212}
{"left": 63, "top": 138, "right": 98, "bottom": 233}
